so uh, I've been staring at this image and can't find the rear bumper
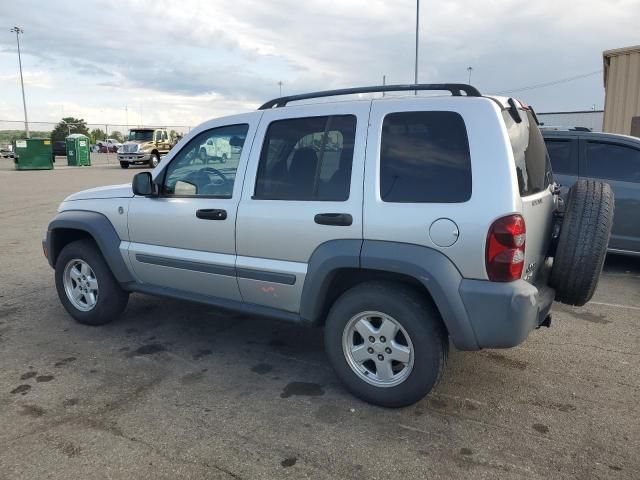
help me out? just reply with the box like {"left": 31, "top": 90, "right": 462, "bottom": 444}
{"left": 459, "top": 279, "right": 554, "bottom": 349}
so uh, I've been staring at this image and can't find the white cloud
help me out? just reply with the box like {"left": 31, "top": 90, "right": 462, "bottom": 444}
{"left": 0, "top": 0, "right": 639, "bottom": 128}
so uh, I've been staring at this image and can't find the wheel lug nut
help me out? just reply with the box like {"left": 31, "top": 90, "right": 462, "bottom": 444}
{"left": 369, "top": 336, "right": 375, "bottom": 343}
{"left": 367, "top": 347, "right": 374, "bottom": 354}
{"left": 385, "top": 347, "right": 391, "bottom": 354}
{"left": 377, "top": 354, "right": 384, "bottom": 361}
{"left": 380, "top": 336, "right": 386, "bottom": 343}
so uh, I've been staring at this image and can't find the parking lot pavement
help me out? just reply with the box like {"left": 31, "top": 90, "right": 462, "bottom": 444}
{"left": 0, "top": 157, "right": 638, "bottom": 479}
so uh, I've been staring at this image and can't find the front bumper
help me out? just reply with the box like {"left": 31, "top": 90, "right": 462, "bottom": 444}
{"left": 118, "top": 152, "right": 151, "bottom": 163}
{"left": 459, "top": 279, "right": 555, "bottom": 349}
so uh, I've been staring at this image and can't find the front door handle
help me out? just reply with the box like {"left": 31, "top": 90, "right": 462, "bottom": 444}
{"left": 314, "top": 213, "right": 353, "bottom": 226}
{"left": 196, "top": 209, "right": 227, "bottom": 220}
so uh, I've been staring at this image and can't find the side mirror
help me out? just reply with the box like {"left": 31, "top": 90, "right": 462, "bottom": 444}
{"left": 132, "top": 172, "right": 155, "bottom": 196}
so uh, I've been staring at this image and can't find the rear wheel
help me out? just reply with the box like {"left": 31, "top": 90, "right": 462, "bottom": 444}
{"left": 324, "top": 281, "right": 448, "bottom": 408}
{"left": 550, "top": 179, "right": 614, "bottom": 306}
{"left": 119, "top": 161, "right": 129, "bottom": 169}
{"left": 55, "top": 240, "right": 128, "bottom": 326}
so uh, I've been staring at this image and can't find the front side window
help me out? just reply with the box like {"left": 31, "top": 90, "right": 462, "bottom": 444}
{"left": 503, "top": 110, "right": 552, "bottom": 196}
{"left": 380, "top": 111, "right": 472, "bottom": 203}
{"left": 545, "top": 139, "right": 575, "bottom": 175}
{"left": 162, "top": 124, "right": 249, "bottom": 198}
{"left": 254, "top": 115, "right": 356, "bottom": 201}
{"left": 585, "top": 141, "right": 640, "bottom": 182}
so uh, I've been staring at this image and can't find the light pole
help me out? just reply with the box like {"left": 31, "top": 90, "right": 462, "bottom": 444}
{"left": 60, "top": 120, "right": 71, "bottom": 136}
{"left": 414, "top": 0, "right": 419, "bottom": 94}
{"left": 278, "top": 81, "right": 283, "bottom": 97}
{"left": 467, "top": 66, "right": 473, "bottom": 84}
{"left": 10, "top": 26, "right": 29, "bottom": 138}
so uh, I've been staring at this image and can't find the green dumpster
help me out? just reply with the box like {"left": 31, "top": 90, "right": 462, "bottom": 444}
{"left": 13, "top": 138, "right": 53, "bottom": 170}
{"left": 65, "top": 134, "right": 91, "bottom": 166}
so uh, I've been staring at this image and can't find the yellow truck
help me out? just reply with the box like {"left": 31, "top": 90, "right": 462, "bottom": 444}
{"left": 117, "top": 128, "right": 173, "bottom": 168}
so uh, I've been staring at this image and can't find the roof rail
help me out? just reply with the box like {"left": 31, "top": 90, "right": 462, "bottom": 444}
{"left": 258, "top": 83, "right": 482, "bottom": 109}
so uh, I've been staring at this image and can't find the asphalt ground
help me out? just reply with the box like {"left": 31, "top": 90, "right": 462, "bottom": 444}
{"left": 0, "top": 154, "right": 638, "bottom": 479}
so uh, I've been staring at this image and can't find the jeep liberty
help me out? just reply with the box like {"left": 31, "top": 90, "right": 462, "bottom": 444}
{"left": 44, "top": 84, "right": 614, "bottom": 407}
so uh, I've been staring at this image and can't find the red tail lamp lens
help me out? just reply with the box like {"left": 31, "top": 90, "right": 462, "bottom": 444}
{"left": 486, "top": 214, "right": 526, "bottom": 282}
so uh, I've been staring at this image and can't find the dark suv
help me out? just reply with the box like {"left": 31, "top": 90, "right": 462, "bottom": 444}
{"left": 543, "top": 129, "right": 640, "bottom": 255}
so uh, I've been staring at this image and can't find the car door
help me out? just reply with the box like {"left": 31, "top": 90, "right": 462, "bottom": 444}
{"left": 235, "top": 102, "right": 368, "bottom": 312}
{"left": 126, "top": 113, "right": 261, "bottom": 300}
{"left": 580, "top": 137, "right": 640, "bottom": 253}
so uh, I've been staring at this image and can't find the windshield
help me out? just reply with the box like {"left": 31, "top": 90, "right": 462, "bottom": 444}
{"left": 128, "top": 130, "right": 154, "bottom": 141}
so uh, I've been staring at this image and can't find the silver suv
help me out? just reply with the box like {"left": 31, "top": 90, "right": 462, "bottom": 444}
{"left": 43, "top": 84, "right": 614, "bottom": 407}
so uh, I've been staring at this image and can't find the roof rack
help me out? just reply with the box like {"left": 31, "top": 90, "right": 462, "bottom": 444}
{"left": 258, "top": 83, "right": 482, "bottom": 110}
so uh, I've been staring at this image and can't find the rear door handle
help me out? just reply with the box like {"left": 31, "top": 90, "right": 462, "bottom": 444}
{"left": 196, "top": 209, "right": 227, "bottom": 220}
{"left": 314, "top": 213, "right": 353, "bottom": 226}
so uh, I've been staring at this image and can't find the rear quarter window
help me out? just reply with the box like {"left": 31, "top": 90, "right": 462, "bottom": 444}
{"left": 503, "top": 110, "right": 552, "bottom": 196}
{"left": 380, "top": 111, "right": 472, "bottom": 203}
{"left": 545, "top": 139, "right": 576, "bottom": 175}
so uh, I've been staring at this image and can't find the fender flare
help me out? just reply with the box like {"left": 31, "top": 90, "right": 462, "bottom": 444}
{"left": 300, "top": 239, "right": 480, "bottom": 350}
{"left": 46, "top": 210, "right": 134, "bottom": 284}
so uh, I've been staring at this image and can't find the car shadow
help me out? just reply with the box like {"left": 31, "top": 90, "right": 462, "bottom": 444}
{"left": 603, "top": 252, "right": 640, "bottom": 275}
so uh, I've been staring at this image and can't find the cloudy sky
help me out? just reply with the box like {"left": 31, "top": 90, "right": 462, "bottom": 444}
{"left": 1, "top": 0, "right": 638, "bottom": 131}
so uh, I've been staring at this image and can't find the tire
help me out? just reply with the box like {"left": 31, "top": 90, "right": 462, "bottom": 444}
{"left": 55, "top": 239, "right": 129, "bottom": 326}
{"left": 550, "top": 179, "right": 614, "bottom": 306}
{"left": 148, "top": 152, "right": 160, "bottom": 168}
{"left": 220, "top": 153, "right": 227, "bottom": 164}
{"left": 324, "top": 281, "right": 448, "bottom": 408}
{"left": 119, "top": 161, "right": 129, "bottom": 169}
{"left": 199, "top": 149, "right": 207, "bottom": 164}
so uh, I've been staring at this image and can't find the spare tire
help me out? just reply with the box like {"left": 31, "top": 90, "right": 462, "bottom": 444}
{"left": 550, "top": 179, "right": 614, "bottom": 306}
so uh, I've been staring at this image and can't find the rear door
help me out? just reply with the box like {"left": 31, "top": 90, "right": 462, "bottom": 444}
{"left": 580, "top": 138, "right": 640, "bottom": 253}
{"left": 502, "top": 109, "right": 555, "bottom": 283}
{"left": 235, "top": 102, "right": 369, "bottom": 312}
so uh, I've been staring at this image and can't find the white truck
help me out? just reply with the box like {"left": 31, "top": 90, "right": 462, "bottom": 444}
{"left": 198, "top": 136, "right": 231, "bottom": 163}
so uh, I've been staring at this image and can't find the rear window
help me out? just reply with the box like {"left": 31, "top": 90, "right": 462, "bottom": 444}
{"left": 380, "top": 111, "right": 472, "bottom": 203}
{"left": 503, "top": 110, "right": 552, "bottom": 196}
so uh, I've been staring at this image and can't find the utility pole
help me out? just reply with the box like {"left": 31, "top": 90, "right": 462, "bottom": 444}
{"left": 11, "top": 26, "right": 29, "bottom": 138}
{"left": 414, "top": 0, "right": 419, "bottom": 94}
{"left": 382, "top": 74, "right": 386, "bottom": 97}
{"left": 278, "top": 81, "right": 283, "bottom": 97}
{"left": 467, "top": 66, "right": 473, "bottom": 84}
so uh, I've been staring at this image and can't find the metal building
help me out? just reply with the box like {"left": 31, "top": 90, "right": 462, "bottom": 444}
{"left": 537, "top": 110, "right": 603, "bottom": 131}
{"left": 603, "top": 45, "right": 640, "bottom": 136}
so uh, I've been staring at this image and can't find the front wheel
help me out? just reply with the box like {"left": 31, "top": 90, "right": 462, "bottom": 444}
{"left": 119, "top": 161, "right": 129, "bottom": 169}
{"left": 324, "top": 281, "right": 448, "bottom": 408}
{"left": 148, "top": 153, "right": 160, "bottom": 168}
{"left": 55, "top": 240, "right": 128, "bottom": 326}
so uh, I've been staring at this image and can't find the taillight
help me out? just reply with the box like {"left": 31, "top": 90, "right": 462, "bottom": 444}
{"left": 486, "top": 214, "right": 526, "bottom": 282}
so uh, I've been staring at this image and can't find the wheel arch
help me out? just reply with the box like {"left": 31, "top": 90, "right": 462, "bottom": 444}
{"left": 46, "top": 210, "right": 134, "bottom": 284}
{"left": 300, "top": 240, "right": 480, "bottom": 350}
